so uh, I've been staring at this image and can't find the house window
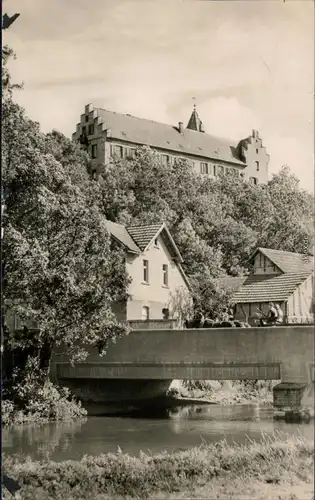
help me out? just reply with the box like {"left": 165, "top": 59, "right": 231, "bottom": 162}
{"left": 88, "top": 124, "right": 94, "bottom": 135}
{"left": 154, "top": 238, "right": 159, "bottom": 248}
{"left": 256, "top": 148, "right": 259, "bottom": 154}
{"left": 250, "top": 177, "right": 258, "bottom": 185}
{"left": 213, "top": 165, "right": 217, "bottom": 176}
{"left": 162, "top": 308, "right": 169, "bottom": 320}
{"left": 143, "top": 260, "right": 149, "bottom": 283}
{"left": 91, "top": 144, "right": 97, "bottom": 159}
{"left": 249, "top": 303, "right": 252, "bottom": 317}
{"left": 200, "top": 162, "right": 209, "bottom": 174}
{"left": 141, "top": 306, "right": 150, "bottom": 321}
{"left": 255, "top": 161, "right": 259, "bottom": 171}
{"left": 162, "top": 264, "right": 169, "bottom": 287}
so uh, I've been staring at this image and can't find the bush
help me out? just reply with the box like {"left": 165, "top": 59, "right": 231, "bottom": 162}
{"left": 2, "top": 381, "right": 87, "bottom": 425}
{"left": 2, "top": 355, "right": 87, "bottom": 425}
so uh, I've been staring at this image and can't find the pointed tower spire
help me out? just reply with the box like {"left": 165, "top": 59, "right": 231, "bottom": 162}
{"left": 186, "top": 102, "right": 205, "bottom": 132}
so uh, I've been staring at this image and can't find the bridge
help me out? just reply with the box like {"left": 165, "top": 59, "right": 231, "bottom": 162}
{"left": 52, "top": 325, "right": 314, "bottom": 412}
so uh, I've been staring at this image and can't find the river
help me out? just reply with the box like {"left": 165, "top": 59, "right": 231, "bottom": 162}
{"left": 2, "top": 404, "right": 314, "bottom": 462}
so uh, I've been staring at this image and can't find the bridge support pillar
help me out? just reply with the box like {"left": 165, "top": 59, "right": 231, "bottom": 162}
{"left": 273, "top": 382, "right": 314, "bottom": 421}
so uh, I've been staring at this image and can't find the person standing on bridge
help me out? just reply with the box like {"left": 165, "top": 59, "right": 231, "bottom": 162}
{"left": 275, "top": 303, "right": 284, "bottom": 324}
{"left": 259, "top": 302, "right": 278, "bottom": 326}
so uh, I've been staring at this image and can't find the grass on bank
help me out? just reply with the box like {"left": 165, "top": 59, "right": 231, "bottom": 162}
{"left": 3, "top": 432, "right": 313, "bottom": 500}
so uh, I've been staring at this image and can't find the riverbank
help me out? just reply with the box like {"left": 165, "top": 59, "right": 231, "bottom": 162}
{"left": 2, "top": 380, "right": 275, "bottom": 423}
{"left": 3, "top": 432, "right": 313, "bottom": 499}
{"left": 169, "top": 379, "right": 277, "bottom": 405}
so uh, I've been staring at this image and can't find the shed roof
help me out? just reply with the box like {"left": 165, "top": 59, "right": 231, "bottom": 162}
{"left": 251, "top": 247, "right": 314, "bottom": 274}
{"left": 232, "top": 272, "right": 312, "bottom": 303}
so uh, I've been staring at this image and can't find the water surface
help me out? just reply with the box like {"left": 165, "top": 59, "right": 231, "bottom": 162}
{"left": 2, "top": 404, "right": 313, "bottom": 462}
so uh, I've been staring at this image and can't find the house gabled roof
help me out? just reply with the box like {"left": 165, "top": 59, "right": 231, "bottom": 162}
{"left": 250, "top": 247, "right": 314, "bottom": 274}
{"left": 95, "top": 108, "right": 246, "bottom": 166}
{"left": 105, "top": 221, "right": 141, "bottom": 254}
{"left": 106, "top": 220, "right": 190, "bottom": 289}
{"left": 232, "top": 272, "right": 312, "bottom": 304}
{"left": 127, "top": 223, "right": 184, "bottom": 262}
{"left": 215, "top": 276, "right": 247, "bottom": 293}
{"left": 126, "top": 224, "right": 162, "bottom": 252}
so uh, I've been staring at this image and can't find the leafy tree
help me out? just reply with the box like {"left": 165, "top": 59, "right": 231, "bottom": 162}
{"left": 99, "top": 148, "right": 314, "bottom": 319}
{"left": 265, "top": 166, "right": 314, "bottom": 253}
{"left": 2, "top": 50, "right": 130, "bottom": 378}
{"left": 167, "top": 286, "right": 194, "bottom": 327}
{"left": 191, "top": 275, "right": 234, "bottom": 320}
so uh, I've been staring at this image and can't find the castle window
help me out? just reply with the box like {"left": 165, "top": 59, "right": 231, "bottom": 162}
{"left": 88, "top": 124, "right": 94, "bottom": 135}
{"left": 85, "top": 115, "right": 89, "bottom": 122}
{"left": 91, "top": 144, "right": 97, "bottom": 159}
{"left": 161, "top": 155, "right": 169, "bottom": 166}
{"left": 126, "top": 148, "right": 136, "bottom": 158}
{"left": 255, "top": 161, "right": 259, "bottom": 171}
{"left": 256, "top": 148, "right": 259, "bottom": 154}
{"left": 200, "top": 162, "right": 209, "bottom": 174}
{"left": 82, "top": 126, "right": 87, "bottom": 136}
{"left": 113, "top": 145, "right": 124, "bottom": 158}
{"left": 217, "top": 165, "right": 224, "bottom": 175}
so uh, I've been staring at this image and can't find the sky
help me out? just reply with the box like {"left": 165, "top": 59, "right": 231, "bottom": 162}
{"left": 3, "top": 0, "right": 314, "bottom": 190}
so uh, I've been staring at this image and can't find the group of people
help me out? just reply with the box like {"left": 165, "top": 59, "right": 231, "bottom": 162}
{"left": 257, "top": 302, "right": 284, "bottom": 326}
{"left": 185, "top": 303, "right": 284, "bottom": 329}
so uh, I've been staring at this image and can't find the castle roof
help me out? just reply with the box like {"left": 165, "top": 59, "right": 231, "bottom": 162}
{"left": 95, "top": 108, "right": 246, "bottom": 166}
{"left": 186, "top": 106, "right": 204, "bottom": 132}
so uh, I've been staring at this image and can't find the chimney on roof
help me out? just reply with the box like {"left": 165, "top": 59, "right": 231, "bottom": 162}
{"left": 178, "top": 122, "right": 184, "bottom": 133}
{"left": 252, "top": 130, "right": 259, "bottom": 139}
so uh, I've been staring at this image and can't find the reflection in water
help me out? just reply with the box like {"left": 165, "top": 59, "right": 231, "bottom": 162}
{"left": 2, "top": 419, "right": 87, "bottom": 460}
{"left": 2, "top": 405, "right": 313, "bottom": 462}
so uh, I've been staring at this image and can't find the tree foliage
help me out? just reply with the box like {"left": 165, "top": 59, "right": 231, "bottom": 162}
{"left": 2, "top": 49, "right": 129, "bottom": 373}
{"left": 99, "top": 148, "right": 314, "bottom": 316}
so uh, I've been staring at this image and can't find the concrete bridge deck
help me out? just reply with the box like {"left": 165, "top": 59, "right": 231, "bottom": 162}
{"left": 54, "top": 326, "right": 314, "bottom": 382}
{"left": 52, "top": 326, "right": 314, "bottom": 410}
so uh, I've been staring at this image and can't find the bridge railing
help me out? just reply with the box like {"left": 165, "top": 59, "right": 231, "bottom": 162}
{"left": 128, "top": 319, "right": 178, "bottom": 330}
